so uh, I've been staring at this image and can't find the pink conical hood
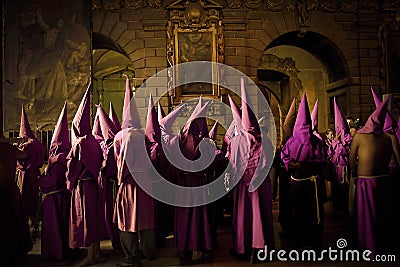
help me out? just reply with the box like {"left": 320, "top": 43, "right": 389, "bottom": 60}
{"left": 240, "top": 77, "right": 260, "bottom": 135}
{"left": 92, "top": 106, "right": 103, "bottom": 140}
{"left": 49, "top": 102, "right": 71, "bottom": 155}
{"left": 357, "top": 96, "right": 389, "bottom": 135}
{"left": 158, "top": 102, "right": 166, "bottom": 123}
{"left": 160, "top": 104, "right": 185, "bottom": 134}
{"left": 221, "top": 95, "right": 242, "bottom": 153}
{"left": 98, "top": 105, "right": 118, "bottom": 142}
{"left": 19, "top": 105, "right": 35, "bottom": 139}
{"left": 311, "top": 99, "right": 319, "bottom": 132}
{"left": 145, "top": 94, "right": 161, "bottom": 144}
{"left": 334, "top": 97, "right": 349, "bottom": 136}
{"left": 183, "top": 99, "right": 210, "bottom": 138}
{"left": 121, "top": 75, "right": 141, "bottom": 129}
{"left": 293, "top": 92, "right": 312, "bottom": 140}
{"left": 370, "top": 87, "right": 397, "bottom": 134}
{"left": 282, "top": 98, "right": 296, "bottom": 143}
{"left": 209, "top": 120, "right": 219, "bottom": 140}
{"left": 71, "top": 86, "right": 91, "bottom": 143}
{"left": 109, "top": 102, "right": 121, "bottom": 132}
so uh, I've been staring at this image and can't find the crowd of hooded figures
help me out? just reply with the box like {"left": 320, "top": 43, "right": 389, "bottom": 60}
{"left": 1, "top": 75, "right": 400, "bottom": 267}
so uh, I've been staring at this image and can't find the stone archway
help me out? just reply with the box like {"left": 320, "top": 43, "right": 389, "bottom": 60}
{"left": 258, "top": 31, "right": 350, "bottom": 142}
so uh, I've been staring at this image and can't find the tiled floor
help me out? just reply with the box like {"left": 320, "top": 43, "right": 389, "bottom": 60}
{"left": 16, "top": 201, "right": 399, "bottom": 266}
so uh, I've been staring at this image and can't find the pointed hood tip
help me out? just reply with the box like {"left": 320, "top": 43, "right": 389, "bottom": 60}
{"left": 240, "top": 78, "right": 260, "bottom": 134}
{"left": 98, "top": 105, "right": 118, "bottom": 141}
{"left": 20, "top": 105, "right": 36, "bottom": 139}
{"left": 311, "top": 99, "right": 319, "bottom": 131}
{"left": 72, "top": 87, "right": 91, "bottom": 141}
{"left": 145, "top": 94, "right": 161, "bottom": 143}
{"left": 293, "top": 92, "right": 311, "bottom": 137}
{"left": 50, "top": 102, "right": 71, "bottom": 154}
{"left": 109, "top": 102, "right": 121, "bottom": 132}
{"left": 121, "top": 76, "right": 141, "bottom": 129}
{"left": 282, "top": 98, "right": 297, "bottom": 143}
{"left": 358, "top": 96, "right": 390, "bottom": 135}
{"left": 334, "top": 97, "right": 349, "bottom": 135}
{"left": 160, "top": 103, "right": 185, "bottom": 133}
{"left": 209, "top": 120, "right": 219, "bottom": 140}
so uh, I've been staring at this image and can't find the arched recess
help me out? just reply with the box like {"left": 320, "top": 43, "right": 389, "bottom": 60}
{"left": 92, "top": 33, "right": 133, "bottom": 121}
{"left": 258, "top": 31, "right": 350, "bottom": 143}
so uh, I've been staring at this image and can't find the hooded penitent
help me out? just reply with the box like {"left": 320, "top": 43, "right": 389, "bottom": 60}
{"left": 38, "top": 102, "right": 71, "bottom": 260}
{"left": 370, "top": 87, "right": 397, "bottom": 134}
{"left": 17, "top": 105, "right": 46, "bottom": 218}
{"left": 48, "top": 102, "right": 71, "bottom": 165}
{"left": 282, "top": 98, "right": 296, "bottom": 145}
{"left": 329, "top": 97, "right": 353, "bottom": 186}
{"left": 229, "top": 77, "right": 275, "bottom": 254}
{"left": 357, "top": 96, "right": 389, "bottom": 135}
{"left": 66, "top": 86, "right": 106, "bottom": 248}
{"left": 109, "top": 102, "right": 121, "bottom": 132}
{"left": 293, "top": 92, "right": 312, "bottom": 144}
{"left": 121, "top": 75, "right": 141, "bottom": 130}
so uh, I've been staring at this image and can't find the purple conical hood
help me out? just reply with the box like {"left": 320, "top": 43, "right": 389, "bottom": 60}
{"left": 334, "top": 97, "right": 349, "bottom": 136}
{"left": 183, "top": 97, "right": 209, "bottom": 137}
{"left": 92, "top": 106, "right": 103, "bottom": 140}
{"left": 121, "top": 75, "right": 141, "bottom": 129}
{"left": 358, "top": 96, "right": 389, "bottom": 135}
{"left": 282, "top": 98, "right": 296, "bottom": 143}
{"left": 209, "top": 120, "right": 219, "bottom": 140}
{"left": 98, "top": 105, "right": 118, "bottom": 142}
{"left": 160, "top": 104, "right": 185, "bottom": 134}
{"left": 19, "top": 105, "right": 35, "bottom": 139}
{"left": 145, "top": 94, "right": 161, "bottom": 144}
{"left": 293, "top": 92, "right": 312, "bottom": 140}
{"left": 49, "top": 102, "right": 71, "bottom": 155}
{"left": 109, "top": 102, "right": 121, "bottom": 132}
{"left": 370, "top": 87, "right": 397, "bottom": 134}
{"left": 311, "top": 99, "right": 319, "bottom": 132}
{"left": 240, "top": 78, "right": 260, "bottom": 135}
{"left": 158, "top": 102, "right": 166, "bottom": 123}
{"left": 71, "top": 86, "right": 91, "bottom": 143}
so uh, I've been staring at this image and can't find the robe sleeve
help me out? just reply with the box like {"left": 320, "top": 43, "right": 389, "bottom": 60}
{"left": 38, "top": 161, "right": 67, "bottom": 193}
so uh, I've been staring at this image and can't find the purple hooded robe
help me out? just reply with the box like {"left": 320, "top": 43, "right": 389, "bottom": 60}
{"left": 328, "top": 98, "right": 352, "bottom": 211}
{"left": 97, "top": 105, "right": 120, "bottom": 245}
{"left": 37, "top": 103, "right": 71, "bottom": 260}
{"left": 229, "top": 78, "right": 274, "bottom": 254}
{"left": 113, "top": 76, "right": 155, "bottom": 233}
{"left": 281, "top": 92, "right": 327, "bottom": 248}
{"left": 174, "top": 97, "right": 213, "bottom": 252}
{"left": 353, "top": 97, "right": 393, "bottom": 255}
{"left": 16, "top": 105, "right": 46, "bottom": 218}
{"left": 66, "top": 88, "right": 107, "bottom": 248}
{"left": 109, "top": 102, "right": 122, "bottom": 132}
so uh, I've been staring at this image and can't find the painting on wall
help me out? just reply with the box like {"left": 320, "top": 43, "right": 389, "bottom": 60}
{"left": 4, "top": 0, "right": 91, "bottom": 131}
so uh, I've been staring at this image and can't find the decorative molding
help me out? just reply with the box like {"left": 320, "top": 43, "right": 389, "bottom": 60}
{"left": 143, "top": 24, "right": 166, "bottom": 31}
{"left": 224, "top": 23, "right": 246, "bottom": 31}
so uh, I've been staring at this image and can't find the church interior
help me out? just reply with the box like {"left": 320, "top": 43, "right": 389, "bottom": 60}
{"left": 1, "top": 0, "right": 400, "bottom": 266}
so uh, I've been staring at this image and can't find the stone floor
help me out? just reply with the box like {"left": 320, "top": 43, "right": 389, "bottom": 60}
{"left": 16, "top": 201, "right": 399, "bottom": 266}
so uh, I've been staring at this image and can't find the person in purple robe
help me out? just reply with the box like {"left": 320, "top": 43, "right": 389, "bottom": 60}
{"left": 16, "top": 105, "right": 46, "bottom": 227}
{"left": 109, "top": 102, "right": 122, "bottom": 132}
{"left": 369, "top": 89, "right": 400, "bottom": 251}
{"left": 327, "top": 98, "right": 352, "bottom": 213}
{"left": 96, "top": 105, "right": 121, "bottom": 249}
{"left": 113, "top": 75, "right": 155, "bottom": 267}
{"left": 228, "top": 78, "right": 275, "bottom": 264}
{"left": 174, "top": 97, "right": 213, "bottom": 262}
{"left": 281, "top": 92, "right": 327, "bottom": 249}
{"left": 350, "top": 97, "right": 394, "bottom": 256}
{"left": 37, "top": 102, "right": 71, "bottom": 260}
{"left": 278, "top": 98, "right": 296, "bottom": 233}
{"left": 66, "top": 87, "right": 107, "bottom": 267}
{"left": 0, "top": 134, "right": 32, "bottom": 266}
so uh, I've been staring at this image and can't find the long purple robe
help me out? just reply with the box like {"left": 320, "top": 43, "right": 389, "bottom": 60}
{"left": 113, "top": 128, "right": 155, "bottom": 232}
{"left": 38, "top": 152, "right": 70, "bottom": 260}
{"left": 229, "top": 131, "right": 275, "bottom": 254}
{"left": 17, "top": 139, "right": 46, "bottom": 217}
{"left": 281, "top": 134, "right": 326, "bottom": 248}
{"left": 66, "top": 135, "right": 107, "bottom": 248}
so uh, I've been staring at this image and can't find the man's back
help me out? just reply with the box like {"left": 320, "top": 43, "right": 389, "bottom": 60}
{"left": 350, "top": 133, "right": 392, "bottom": 177}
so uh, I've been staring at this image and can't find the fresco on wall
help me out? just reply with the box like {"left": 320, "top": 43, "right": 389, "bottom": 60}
{"left": 4, "top": 0, "right": 91, "bottom": 131}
